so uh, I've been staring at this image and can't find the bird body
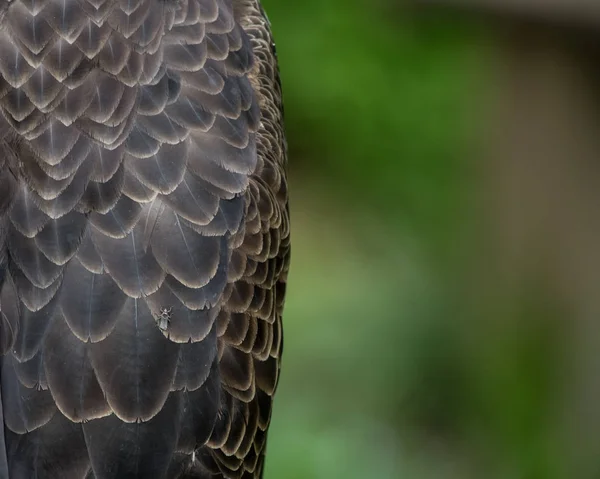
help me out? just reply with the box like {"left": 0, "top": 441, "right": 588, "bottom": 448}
{"left": 0, "top": 0, "right": 289, "bottom": 477}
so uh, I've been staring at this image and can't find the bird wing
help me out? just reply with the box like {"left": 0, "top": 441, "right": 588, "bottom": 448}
{"left": 0, "top": 0, "right": 289, "bottom": 477}
{"left": 0, "top": 387, "right": 7, "bottom": 478}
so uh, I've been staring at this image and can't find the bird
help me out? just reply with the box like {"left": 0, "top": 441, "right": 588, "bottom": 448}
{"left": 0, "top": 0, "right": 290, "bottom": 477}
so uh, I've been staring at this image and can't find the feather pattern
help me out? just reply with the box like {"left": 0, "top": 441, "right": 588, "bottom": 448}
{"left": 0, "top": 0, "right": 289, "bottom": 477}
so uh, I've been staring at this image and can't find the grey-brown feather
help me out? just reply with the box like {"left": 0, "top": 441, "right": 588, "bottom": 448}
{"left": 0, "top": 0, "right": 289, "bottom": 477}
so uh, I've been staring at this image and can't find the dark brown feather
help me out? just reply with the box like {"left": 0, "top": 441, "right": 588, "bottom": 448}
{"left": 0, "top": 0, "right": 289, "bottom": 477}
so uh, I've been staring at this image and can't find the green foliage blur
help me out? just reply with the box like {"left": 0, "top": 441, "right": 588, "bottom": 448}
{"left": 261, "top": 2, "right": 586, "bottom": 479}
{"left": 261, "top": 1, "right": 476, "bottom": 477}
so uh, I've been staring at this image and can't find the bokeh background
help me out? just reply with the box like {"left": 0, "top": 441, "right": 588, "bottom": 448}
{"left": 260, "top": 1, "right": 600, "bottom": 478}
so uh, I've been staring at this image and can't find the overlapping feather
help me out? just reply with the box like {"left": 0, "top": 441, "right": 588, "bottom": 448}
{"left": 0, "top": 0, "right": 289, "bottom": 477}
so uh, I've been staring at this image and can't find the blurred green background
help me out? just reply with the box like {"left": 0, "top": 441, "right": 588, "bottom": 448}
{"left": 260, "top": 2, "right": 595, "bottom": 478}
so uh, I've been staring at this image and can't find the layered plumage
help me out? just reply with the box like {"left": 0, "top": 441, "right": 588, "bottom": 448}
{"left": 0, "top": 0, "right": 289, "bottom": 477}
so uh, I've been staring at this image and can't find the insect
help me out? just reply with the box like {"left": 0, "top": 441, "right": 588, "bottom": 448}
{"left": 155, "top": 307, "right": 172, "bottom": 331}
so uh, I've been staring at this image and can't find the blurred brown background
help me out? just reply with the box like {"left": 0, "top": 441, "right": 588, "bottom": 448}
{"left": 261, "top": 1, "right": 600, "bottom": 477}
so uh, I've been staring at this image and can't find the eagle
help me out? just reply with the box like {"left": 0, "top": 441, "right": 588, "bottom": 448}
{"left": 0, "top": 0, "right": 289, "bottom": 477}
